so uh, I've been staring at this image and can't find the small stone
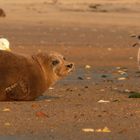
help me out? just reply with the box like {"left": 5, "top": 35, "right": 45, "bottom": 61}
{"left": 116, "top": 67, "right": 121, "bottom": 70}
{"left": 82, "top": 128, "right": 94, "bottom": 132}
{"left": 98, "top": 100, "right": 110, "bottom": 103}
{"left": 2, "top": 108, "right": 10, "bottom": 112}
{"left": 118, "top": 70, "right": 127, "bottom": 75}
{"left": 78, "top": 77, "right": 84, "bottom": 80}
{"left": 107, "top": 48, "right": 112, "bottom": 51}
{"left": 49, "top": 87, "right": 54, "bottom": 90}
{"left": 129, "top": 57, "right": 133, "bottom": 60}
{"left": 113, "top": 87, "right": 118, "bottom": 90}
{"left": 66, "top": 88, "right": 73, "bottom": 92}
{"left": 31, "top": 104, "right": 40, "bottom": 109}
{"left": 86, "top": 77, "right": 91, "bottom": 80}
{"left": 101, "top": 75, "right": 107, "bottom": 78}
{"left": 112, "top": 99, "right": 119, "bottom": 102}
{"left": 118, "top": 77, "right": 126, "bottom": 81}
{"left": 95, "top": 129, "right": 102, "bottom": 132}
{"left": 78, "top": 94, "right": 81, "bottom": 96}
{"left": 36, "top": 111, "right": 48, "bottom": 118}
{"left": 85, "top": 65, "right": 91, "bottom": 69}
{"left": 98, "top": 114, "right": 102, "bottom": 117}
{"left": 4, "top": 122, "right": 11, "bottom": 126}
{"left": 100, "top": 89, "right": 105, "bottom": 92}
{"left": 102, "top": 127, "right": 111, "bottom": 133}
{"left": 124, "top": 89, "right": 130, "bottom": 93}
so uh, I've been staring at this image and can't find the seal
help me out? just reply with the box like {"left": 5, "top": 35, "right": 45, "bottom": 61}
{"left": 0, "top": 51, "right": 74, "bottom": 101}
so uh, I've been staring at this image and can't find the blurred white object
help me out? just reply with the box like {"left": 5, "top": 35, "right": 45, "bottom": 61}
{"left": 98, "top": 100, "right": 110, "bottom": 103}
{"left": 0, "top": 38, "right": 11, "bottom": 51}
{"left": 85, "top": 65, "right": 91, "bottom": 69}
{"left": 82, "top": 128, "right": 94, "bottom": 132}
{"left": 49, "top": 87, "right": 54, "bottom": 90}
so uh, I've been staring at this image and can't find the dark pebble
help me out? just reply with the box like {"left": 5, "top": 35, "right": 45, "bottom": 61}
{"left": 101, "top": 75, "right": 108, "bottom": 78}
{"left": 78, "top": 77, "right": 84, "bottom": 80}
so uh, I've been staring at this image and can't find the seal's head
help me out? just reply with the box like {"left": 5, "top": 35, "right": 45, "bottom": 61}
{"left": 49, "top": 52, "right": 74, "bottom": 77}
{"left": 33, "top": 52, "right": 74, "bottom": 86}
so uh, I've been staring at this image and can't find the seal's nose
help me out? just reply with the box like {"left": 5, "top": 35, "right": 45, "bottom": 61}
{"left": 66, "top": 63, "right": 73, "bottom": 69}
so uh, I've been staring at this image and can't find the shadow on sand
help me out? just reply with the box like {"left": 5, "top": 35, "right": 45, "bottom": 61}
{"left": 35, "top": 95, "right": 60, "bottom": 101}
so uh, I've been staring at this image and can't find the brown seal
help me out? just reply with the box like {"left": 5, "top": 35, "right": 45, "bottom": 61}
{"left": 0, "top": 51, "right": 74, "bottom": 101}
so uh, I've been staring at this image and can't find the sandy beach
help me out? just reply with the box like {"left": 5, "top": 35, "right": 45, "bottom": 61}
{"left": 0, "top": 0, "right": 140, "bottom": 139}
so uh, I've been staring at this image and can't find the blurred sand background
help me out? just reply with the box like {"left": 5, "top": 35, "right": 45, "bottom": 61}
{"left": 0, "top": 0, "right": 140, "bottom": 140}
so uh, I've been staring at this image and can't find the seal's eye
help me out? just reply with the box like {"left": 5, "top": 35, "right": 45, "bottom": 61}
{"left": 52, "top": 60, "right": 60, "bottom": 65}
{"left": 63, "top": 57, "right": 66, "bottom": 60}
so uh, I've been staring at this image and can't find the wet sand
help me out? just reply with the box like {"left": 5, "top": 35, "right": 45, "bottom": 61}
{"left": 0, "top": 0, "right": 140, "bottom": 139}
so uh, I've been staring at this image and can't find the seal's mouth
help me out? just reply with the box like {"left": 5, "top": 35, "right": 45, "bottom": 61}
{"left": 56, "top": 65, "right": 74, "bottom": 78}
{"left": 67, "top": 69, "right": 73, "bottom": 74}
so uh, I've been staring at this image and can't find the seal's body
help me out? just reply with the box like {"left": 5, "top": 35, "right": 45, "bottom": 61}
{"left": 0, "top": 51, "right": 73, "bottom": 101}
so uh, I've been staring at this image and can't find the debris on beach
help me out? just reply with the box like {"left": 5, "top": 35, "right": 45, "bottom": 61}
{"left": 31, "top": 104, "right": 40, "bottom": 109}
{"left": 95, "top": 127, "right": 111, "bottom": 133}
{"left": 82, "top": 128, "right": 94, "bottom": 132}
{"left": 124, "top": 89, "right": 131, "bottom": 93}
{"left": 101, "top": 74, "right": 108, "bottom": 78}
{"left": 112, "top": 87, "right": 140, "bottom": 98}
{"left": 107, "top": 48, "right": 112, "bottom": 51}
{"left": 117, "top": 70, "right": 127, "bottom": 75}
{"left": 78, "top": 76, "right": 84, "bottom": 80}
{"left": 88, "top": 4, "right": 101, "bottom": 10}
{"left": 4, "top": 122, "right": 11, "bottom": 126}
{"left": 117, "top": 77, "right": 126, "bottom": 81}
{"left": 86, "top": 76, "right": 91, "bottom": 80}
{"left": 85, "top": 65, "right": 91, "bottom": 69}
{"left": 82, "top": 127, "right": 111, "bottom": 133}
{"left": 129, "top": 56, "right": 133, "bottom": 60}
{"left": 116, "top": 67, "right": 128, "bottom": 71}
{"left": 49, "top": 87, "right": 54, "bottom": 90}
{"left": 2, "top": 108, "right": 11, "bottom": 112}
{"left": 96, "top": 129, "right": 102, "bottom": 132}
{"left": 129, "top": 92, "right": 140, "bottom": 98}
{"left": 36, "top": 111, "right": 48, "bottom": 118}
{"left": 102, "top": 127, "right": 111, "bottom": 133}
{"left": 116, "top": 67, "right": 121, "bottom": 70}
{"left": 113, "top": 87, "right": 131, "bottom": 93}
{"left": 100, "top": 89, "right": 105, "bottom": 92}
{"left": 98, "top": 100, "right": 110, "bottom": 103}
{"left": 0, "top": 8, "right": 6, "bottom": 17}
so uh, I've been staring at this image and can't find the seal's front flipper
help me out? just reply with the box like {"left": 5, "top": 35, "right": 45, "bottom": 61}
{"left": 5, "top": 80, "right": 29, "bottom": 100}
